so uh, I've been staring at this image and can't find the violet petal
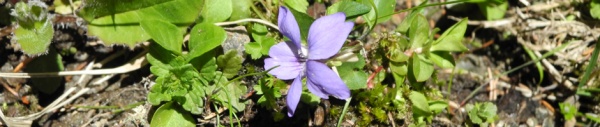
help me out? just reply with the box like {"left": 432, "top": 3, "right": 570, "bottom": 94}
{"left": 278, "top": 6, "right": 302, "bottom": 50}
{"left": 264, "top": 42, "right": 303, "bottom": 80}
{"left": 286, "top": 75, "right": 303, "bottom": 117}
{"left": 307, "top": 13, "right": 354, "bottom": 60}
{"left": 305, "top": 60, "right": 351, "bottom": 99}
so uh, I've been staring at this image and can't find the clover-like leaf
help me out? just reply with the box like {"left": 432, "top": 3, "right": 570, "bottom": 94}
{"left": 150, "top": 102, "right": 195, "bottom": 127}
{"left": 141, "top": 19, "right": 183, "bottom": 54}
{"left": 188, "top": 23, "right": 227, "bottom": 59}
{"left": 201, "top": 0, "right": 232, "bottom": 23}
{"left": 431, "top": 18, "right": 468, "bottom": 52}
{"left": 216, "top": 50, "right": 243, "bottom": 79}
{"left": 326, "top": 0, "right": 370, "bottom": 19}
{"left": 78, "top": 0, "right": 203, "bottom": 46}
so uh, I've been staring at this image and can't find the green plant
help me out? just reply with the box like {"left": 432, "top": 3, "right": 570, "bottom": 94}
{"left": 464, "top": 102, "right": 498, "bottom": 127}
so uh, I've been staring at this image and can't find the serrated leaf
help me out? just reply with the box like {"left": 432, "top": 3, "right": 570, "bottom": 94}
{"left": 429, "top": 51, "right": 455, "bottom": 68}
{"left": 410, "top": 15, "right": 430, "bottom": 49}
{"left": 189, "top": 50, "right": 218, "bottom": 81}
{"left": 326, "top": 0, "right": 370, "bottom": 19}
{"left": 79, "top": 0, "right": 203, "bottom": 46}
{"left": 14, "top": 19, "right": 53, "bottom": 55}
{"left": 284, "top": 0, "right": 309, "bottom": 13}
{"left": 359, "top": 0, "right": 396, "bottom": 25}
{"left": 478, "top": 102, "right": 497, "bottom": 121}
{"left": 150, "top": 102, "right": 195, "bottom": 127}
{"left": 188, "top": 23, "right": 227, "bottom": 59}
{"left": 260, "top": 37, "right": 276, "bottom": 55}
{"left": 431, "top": 18, "right": 468, "bottom": 52}
{"left": 230, "top": 0, "right": 251, "bottom": 21}
{"left": 24, "top": 48, "right": 63, "bottom": 94}
{"left": 179, "top": 78, "right": 206, "bottom": 114}
{"left": 250, "top": 24, "right": 268, "bottom": 41}
{"left": 411, "top": 54, "right": 434, "bottom": 82}
{"left": 201, "top": 0, "right": 232, "bottom": 23}
{"left": 409, "top": 91, "right": 430, "bottom": 115}
{"left": 141, "top": 19, "right": 182, "bottom": 54}
{"left": 213, "top": 75, "right": 246, "bottom": 112}
{"left": 216, "top": 50, "right": 243, "bottom": 79}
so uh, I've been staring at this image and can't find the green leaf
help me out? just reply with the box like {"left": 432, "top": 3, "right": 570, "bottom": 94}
{"left": 24, "top": 48, "right": 64, "bottom": 94}
{"left": 189, "top": 50, "right": 218, "bottom": 81}
{"left": 390, "top": 62, "right": 408, "bottom": 76}
{"left": 592, "top": 0, "right": 600, "bottom": 19}
{"left": 338, "top": 54, "right": 368, "bottom": 90}
{"left": 409, "top": 14, "right": 430, "bottom": 49}
{"left": 179, "top": 77, "right": 206, "bottom": 114}
{"left": 301, "top": 92, "right": 321, "bottom": 106}
{"left": 478, "top": 102, "right": 497, "bottom": 122}
{"left": 326, "top": 0, "right": 370, "bottom": 19}
{"left": 245, "top": 42, "right": 263, "bottom": 59}
{"left": 201, "top": 0, "right": 232, "bottom": 23}
{"left": 229, "top": 0, "right": 251, "bottom": 21}
{"left": 429, "top": 51, "right": 455, "bottom": 68}
{"left": 431, "top": 18, "right": 468, "bottom": 52}
{"left": 284, "top": 0, "right": 309, "bottom": 13}
{"left": 14, "top": 18, "right": 54, "bottom": 55}
{"left": 150, "top": 102, "right": 195, "bottom": 127}
{"left": 395, "top": 11, "right": 419, "bottom": 34}
{"left": 188, "top": 23, "right": 227, "bottom": 59}
{"left": 428, "top": 100, "right": 448, "bottom": 113}
{"left": 217, "top": 50, "right": 243, "bottom": 79}
{"left": 141, "top": 19, "right": 182, "bottom": 54}
{"left": 250, "top": 24, "right": 268, "bottom": 42}
{"left": 409, "top": 91, "right": 430, "bottom": 115}
{"left": 213, "top": 75, "right": 247, "bottom": 112}
{"left": 477, "top": 0, "right": 508, "bottom": 20}
{"left": 359, "top": 0, "right": 396, "bottom": 24}
{"left": 411, "top": 54, "right": 434, "bottom": 82}
{"left": 78, "top": 0, "right": 203, "bottom": 46}
{"left": 560, "top": 102, "right": 578, "bottom": 120}
{"left": 53, "top": 0, "right": 81, "bottom": 15}
{"left": 288, "top": 8, "right": 314, "bottom": 40}
{"left": 147, "top": 42, "right": 177, "bottom": 68}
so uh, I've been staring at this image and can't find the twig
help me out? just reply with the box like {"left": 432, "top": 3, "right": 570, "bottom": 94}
{"left": 0, "top": 50, "right": 147, "bottom": 78}
{"left": 12, "top": 57, "right": 34, "bottom": 73}
{"left": 0, "top": 79, "right": 18, "bottom": 97}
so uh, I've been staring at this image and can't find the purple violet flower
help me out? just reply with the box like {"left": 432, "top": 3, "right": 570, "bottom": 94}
{"left": 264, "top": 6, "right": 354, "bottom": 117}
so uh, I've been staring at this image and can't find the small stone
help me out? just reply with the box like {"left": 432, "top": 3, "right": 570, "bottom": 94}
{"left": 221, "top": 26, "right": 250, "bottom": 61}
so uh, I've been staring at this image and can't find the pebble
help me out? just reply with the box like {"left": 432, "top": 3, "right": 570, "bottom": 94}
{"left": 221, "top": 26, "right": 250, "bottom": 61}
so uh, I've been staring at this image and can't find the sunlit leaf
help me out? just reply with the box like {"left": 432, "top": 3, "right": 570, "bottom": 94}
{"left": 141, "top": 19, "right": 182, "bottom": 54}
{"left": 411, "top": 54, "right": 434, "bottom": 82}
{"left": 78, "top": 0, "right": 203, "bottom": 46}
{"left": 201, "top": 0, "right": 232, "bottom": 23}
{"left": 431, "top": 18, "right": 468, "bottom": 52}
{"left": 284, "top": 0, "right": 309, "bottom": 13}
{"left": 188, "top": 23, "right": 227, "bottom": 59}
{"left": 150, "top": 102, "right": 195, "bottom": 127}
{"left": 216, "top": 50, "right": 243, "bottom": 79}
{"left": 326, "top": 0, "right": 370, "bottom": 19}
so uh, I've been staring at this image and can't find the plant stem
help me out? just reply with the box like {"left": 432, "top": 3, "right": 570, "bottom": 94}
{"left": 337, "top": 97, "right": 352, "bottom": 127}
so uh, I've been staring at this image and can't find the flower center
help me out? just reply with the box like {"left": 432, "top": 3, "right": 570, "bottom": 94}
{"left": 298, "top": 46, "right": 309, "bottom": 60}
